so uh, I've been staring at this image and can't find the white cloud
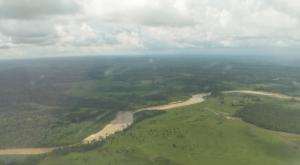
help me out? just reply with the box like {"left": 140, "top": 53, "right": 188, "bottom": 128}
{"left": 82, "top": 0, "right": 196, "bottom": 27}
{"left": 0, "top": 0, "right": 300, "bottom": 58}
{"left": 55, "top": 22, "right": 98, "bottom": 46}
{"left": 116, "top": 31, "right": 144, "bottom": 49}
{"left": 0, "top": 0, "right": 79, "bottom": 19}
{"left": 0, "top": 19, "right": 57, "bottom": 45}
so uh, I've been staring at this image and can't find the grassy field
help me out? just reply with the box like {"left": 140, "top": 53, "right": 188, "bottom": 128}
{"left": 37, "top": 95, "right": 300, "bottom": 165}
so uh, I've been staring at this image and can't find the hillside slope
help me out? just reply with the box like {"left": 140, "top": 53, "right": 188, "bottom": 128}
{"left": 39, "top": 97, "right": 300, "bottom": 165}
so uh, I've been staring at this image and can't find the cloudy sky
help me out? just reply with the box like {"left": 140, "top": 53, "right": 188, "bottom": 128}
{"left": 0, "top": 0, "right": 299, "bottom": 59}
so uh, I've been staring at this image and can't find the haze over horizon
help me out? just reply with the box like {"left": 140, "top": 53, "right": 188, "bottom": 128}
{"left": 0, "top": 0, "right": 299, "bottom": 59}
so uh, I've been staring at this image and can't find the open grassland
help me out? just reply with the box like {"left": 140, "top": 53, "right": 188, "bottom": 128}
{"left": 38, "top": 95, "right": 300, "bottom": 165}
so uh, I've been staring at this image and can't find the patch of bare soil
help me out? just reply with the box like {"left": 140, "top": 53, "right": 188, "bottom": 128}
{"left": 83, "top": 111, "right": 134, "bottom": 144}
{"left": 136, "top": 93, "right": 210, "bottom": 112}
{"left": 224, "top": 90, "right": 300, "bottom": 101}
{"left": 0, "top": 148, "right": 55, "bottom": 155}
{"left": 83, "top": 93, "right": 210, "bottom": 144}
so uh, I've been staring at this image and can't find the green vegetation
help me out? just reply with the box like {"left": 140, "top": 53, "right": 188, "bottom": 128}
{"left": 0, "top": 155, "right": 43, "bottom": 165}
{"left": 235, "top": 100, "right": 300, "bottom": 134}
{"left": 1, "top": 56, "right": 300, "bottom": 164}
{"left": 38, "top": 96, "right": 300, "bottom": 165}
{"left": 0, "top": 103, "right": 116, "bottom": 148}
{"left": 133, "top": 110, "right": 166, "bottom": 123}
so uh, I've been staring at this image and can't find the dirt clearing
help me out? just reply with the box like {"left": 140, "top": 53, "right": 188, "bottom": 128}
{"left": 83, "top": 111, "right": 134, "bottom": 144}
{"left": 224, "top": 90, "right": 300, "bottom": 101}
{"left": 0, "top": 148, "right": 55, "bottom": 155}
